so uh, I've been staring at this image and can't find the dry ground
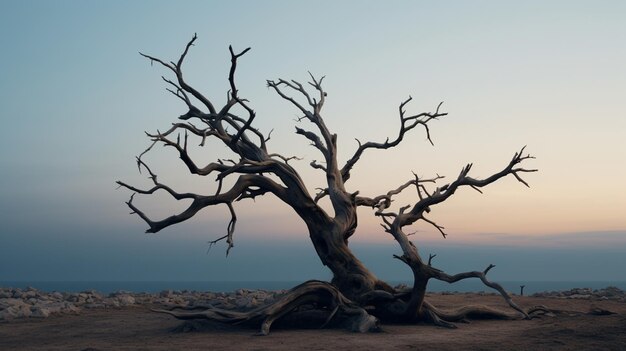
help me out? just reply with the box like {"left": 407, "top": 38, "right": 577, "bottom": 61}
{"left": 1, "top": 294, "right": 625, "bottom": 351}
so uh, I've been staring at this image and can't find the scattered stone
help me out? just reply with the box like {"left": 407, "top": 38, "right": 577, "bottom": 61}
{"left": 30, "top": 306, "right": 51, "bottom": 318}
{"left": 21, "top": 307, "right": 33, "bottom": 318}
{"left": 115, "top": 295, "right": 136, "bottom": 306}
{"left": 1, "top": 298, "right": 27, "bottom": 308}
{"left": 0, "top": 308, "right": 16, "bottom": 321}
{"left": 103, "top": 297, "right": 121, "bottom": 308}
{"left": 21, "top": 290, "right": 37, "bottom": 299}
{"left": 11, "top": 289, "right": 23, "bottom": 298}
{"left": 567, "top": 294, "right": 591, "bottom": 299}
{"left": 531, "top": 286, "right": 626, "bottom": 302}
{"left": 235, "top": 296, "right": 258, "bottom": 309}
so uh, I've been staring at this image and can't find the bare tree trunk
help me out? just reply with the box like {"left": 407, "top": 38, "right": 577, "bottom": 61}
{"left": 303, "top": 220, "right": 380, "bottom": 301}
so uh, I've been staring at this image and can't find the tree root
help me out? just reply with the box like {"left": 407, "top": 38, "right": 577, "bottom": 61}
{"left": 153, "top": 280, "right": 555, "bottom": 334}
{"left": 152, "top": 280, "right": 379, "bottom": 335}
{"left": 421, "top": 300, "right": 553, "bottom": 328}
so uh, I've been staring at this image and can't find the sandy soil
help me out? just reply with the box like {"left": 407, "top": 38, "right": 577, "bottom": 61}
{"left": 1, "top": 294, "right": 625, "bottom": 351}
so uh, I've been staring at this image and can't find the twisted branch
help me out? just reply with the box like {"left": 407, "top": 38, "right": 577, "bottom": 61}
{"left": 140, "top": 33, "right": 217, "bottom": 115}
{"left": 428, "top": 264, "right": 529, "bottom": 318}
{"left": 395, "top": 146, "right": 536, "bottom": 229}
{"left": 117, "top": 172, "right": 286, "bottom": 241}
{"left": 341, "top": 98, "right": 447, "bottom": 182}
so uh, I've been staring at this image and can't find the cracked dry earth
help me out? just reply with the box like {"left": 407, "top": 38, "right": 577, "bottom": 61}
{"left": 1, "top": 294, "right": 625, "bottom": 351}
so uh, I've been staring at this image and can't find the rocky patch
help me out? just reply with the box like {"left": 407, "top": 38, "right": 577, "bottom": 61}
{"left": 531, "top": 286, "right": 626, "bottom": 301}
{"left": 0, "top": 286, "right": 284, "bottom": 321}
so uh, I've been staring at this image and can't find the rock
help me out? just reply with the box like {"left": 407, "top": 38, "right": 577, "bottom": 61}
{"left": 81, "top": 289, "right": 102, "bottom": 297}
{"left": 31, "top": 306, "right": 51, "bottom": 318}
{"left": 203, "top": 292, "right": 216, "bottom": 300}
{"left": 531, "top": 286, "right": 626, "bottom": 301}
{"left": 1, "top": 298, "right": 29, "bottom": 308}
{"left": 109, "top": 290, "right": 132, "bottom": 297}
{"left": 103, "top": 297, "right": 121, "bottom": 308}
{"left": 41, "top": 302, "right": 66, "bottom": 314}
{"left": 569, "top": 288, "right": 592, "bottom": 296}
{"left": 235, "top": 296, "right": 258, "bottom": 308}
{"left": 0, "top": 290, "right": 11, "bottom": 298}
{"left": 235, "top": 289, "right": 249, "bottom": 295}
{"left": 66, "top": 294, "right": 79, "bottom": 303}
{"left": 65, "top": 303, "right": 80, "bottom": 313}
{"left": 567, "top": 294, "right": 591, "bottom": 299}
{"left": 132, "top": 295, "right": 153, "bottom": 304}
{"left": 21, "top": 290, "right": 37, "bottom": 299}
{"left": 15, "top": 305, "right": 32, "bottom": 318}
{"left": 116, "top": 295, "right": 135, "bottom": 306}
{"left": 598, "top": 286, "right": 623, "bottom": 297}
{"left": 0, "top": 308, "right": 17, "bottom": 321}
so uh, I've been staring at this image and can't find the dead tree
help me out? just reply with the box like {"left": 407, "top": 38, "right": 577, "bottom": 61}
{"left": 118, "top": 34, "right": 542, "bottom": 334}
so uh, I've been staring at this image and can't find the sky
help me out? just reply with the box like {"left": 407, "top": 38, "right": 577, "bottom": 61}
{"left": 0, "top": 1, "right": 625, "bottom": 284}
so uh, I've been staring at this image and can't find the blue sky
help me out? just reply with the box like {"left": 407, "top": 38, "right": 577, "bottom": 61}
{"left": 0, "top": 1, "right": 625, "bottom": 283}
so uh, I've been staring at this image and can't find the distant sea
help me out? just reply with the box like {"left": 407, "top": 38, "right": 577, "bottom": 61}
{"left": 1, "top": 280, "right": 625, "bottom": 295}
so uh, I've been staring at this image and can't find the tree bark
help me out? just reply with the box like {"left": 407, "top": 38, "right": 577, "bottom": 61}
{"left": 307, "top": 224, "right": 380, "bottom": 300}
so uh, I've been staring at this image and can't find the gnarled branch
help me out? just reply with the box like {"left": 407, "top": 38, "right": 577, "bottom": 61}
{"left": 428, "top": 263, "right": 528, "bottom": 318}
{"left": 405, "top": 146, "right": 536, "bottom": 223}
{"left": 341, "top": 98, "right": 447, "bottom": 182}
{"left": 118, "top": 172, "right": 287, "bottom": 242}
{"left": 140, "top": 33, "right": 217, "bottom": 115}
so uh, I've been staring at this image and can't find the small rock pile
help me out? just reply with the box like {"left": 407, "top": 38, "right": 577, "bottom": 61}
{"left": 531, "top": 286, "right": 626, "bottom": 301}
{"left": 0, "top": 287, "right": 283, "bottom": 321}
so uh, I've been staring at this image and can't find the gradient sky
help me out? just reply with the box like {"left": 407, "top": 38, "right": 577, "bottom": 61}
{"left": 1, "top": 1, "right": 625, "bottom": 283}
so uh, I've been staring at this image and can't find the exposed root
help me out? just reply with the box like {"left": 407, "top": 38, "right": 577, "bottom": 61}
{"left": 154, "top": 280, "right": 555, "bottom": 334}
{"left": 152, "top": 280, "right": 379, "bottom": 335}
{"left": 420, "top": 301, "right": 556, "bottom": 328}
{"left": 527, "top": 305, "right": 554, "bottom": 317}
{"left": 421, "top": 302, "right": 457, "bottom": 329}
{"left": 524, "top": 305, "right": 614, "bottom": 318}
{"left": 422, "top": 301, "right": 518, "bottom": 323}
